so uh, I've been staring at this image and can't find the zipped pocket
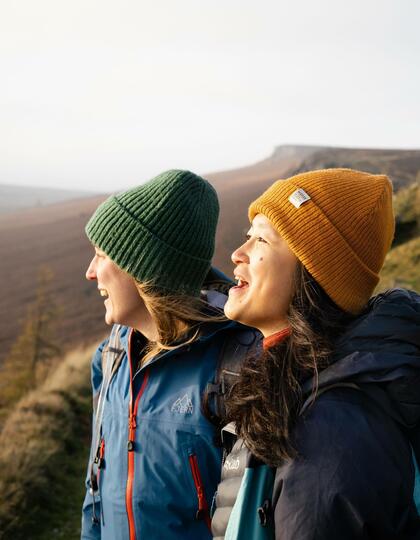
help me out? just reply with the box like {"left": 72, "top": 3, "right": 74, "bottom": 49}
{"left": 188, "top": 453, "right": 211, "bottom": 531}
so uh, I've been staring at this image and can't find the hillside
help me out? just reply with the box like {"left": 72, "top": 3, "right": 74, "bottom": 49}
{"left": 0, "top": 144, "right": 419, "bottom": 367}
{"left": 0, "top": 184, "right": 97, "bottom": 215}
{"left": 285, "top": 146, "right": 420, "bottom": 190}
{"left": 378, "top": 181, "right": 420, "bottom": 292}
{"left": 0, "top": 345, "right": 95, "bottom": 540}
{"left": 0, "top": 195, "right": 108, "bottom": 367}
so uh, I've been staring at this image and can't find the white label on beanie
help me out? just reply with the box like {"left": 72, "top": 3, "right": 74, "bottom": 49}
{"left": 289, "top": 188, "right": 311, "bottom": 208}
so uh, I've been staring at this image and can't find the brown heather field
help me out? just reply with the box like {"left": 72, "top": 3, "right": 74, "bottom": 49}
{"left": 0, "top": 195, "right": 108, "bottom": 367}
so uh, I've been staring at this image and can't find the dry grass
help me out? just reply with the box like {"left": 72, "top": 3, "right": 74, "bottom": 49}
{"left": 0, "top": 344, "right": 97, "bottom": 540}
{"left": 393, "top": 181, "right": 420, "bottom": 225}
{"left": 377, "top": 236, "right": 420, "bottom": 293}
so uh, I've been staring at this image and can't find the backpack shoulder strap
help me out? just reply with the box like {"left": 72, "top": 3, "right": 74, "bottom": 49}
{"left": 100, "top": 325, "right": 125, "bottom": 381}
{"left": 92, "top": 324, "right": 125, "bottom": 415}
{"left": 90, "top": 325, "right": 125, "bottom": 483}
{"left": 205, "top": 326, "right": 262, "bottom": 426}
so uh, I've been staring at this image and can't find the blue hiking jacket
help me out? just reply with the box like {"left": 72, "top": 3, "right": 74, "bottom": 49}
{"left": 81, "top": 273, "right": 245, "bottom": 540}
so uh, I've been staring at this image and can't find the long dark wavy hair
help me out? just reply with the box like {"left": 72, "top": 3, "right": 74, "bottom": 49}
{"left": 225, "top": 262, "right": 356, "bottom": 467}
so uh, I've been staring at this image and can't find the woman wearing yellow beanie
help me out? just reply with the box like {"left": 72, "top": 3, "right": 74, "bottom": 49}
{"left": 211, "top": 169, "right": 420, "bottom": 540}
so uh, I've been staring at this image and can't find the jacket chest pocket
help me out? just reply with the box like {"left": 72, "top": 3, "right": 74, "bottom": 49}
{"left": 188, "top": 451, "right": 212, "bottom": 530}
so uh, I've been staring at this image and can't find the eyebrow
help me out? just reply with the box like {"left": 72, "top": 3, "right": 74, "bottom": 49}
{"left": 248, "top": 224, "right": 280, "bottom": 243}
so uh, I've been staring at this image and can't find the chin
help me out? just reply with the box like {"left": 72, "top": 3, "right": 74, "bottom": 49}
{"left": 224, "top": 300, "right": 243, "bottom": 324}
{"left": 104, "top": 310, "right": 115, "bottom": 326}
{"left": 223, "top": 299, "right": 235, "bottom": 320}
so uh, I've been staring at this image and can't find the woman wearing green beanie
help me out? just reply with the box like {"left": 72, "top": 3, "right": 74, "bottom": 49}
{"left": 80, "top": 169, "right": 256, "bottom": 540}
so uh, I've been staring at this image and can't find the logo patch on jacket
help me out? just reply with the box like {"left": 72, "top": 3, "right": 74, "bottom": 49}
{"left": 171, "top": 394, "right": 193, "bottom": 414}
{"left": 224, "top": 457, "right": 240, "bottom": 471}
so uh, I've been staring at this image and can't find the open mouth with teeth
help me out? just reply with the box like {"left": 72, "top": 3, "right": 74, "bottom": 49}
{"left": 99, "top": 289, "right": 109, "bottom": 298}
{"left": 231, "top": 276, "right": 249, "bottom": 292}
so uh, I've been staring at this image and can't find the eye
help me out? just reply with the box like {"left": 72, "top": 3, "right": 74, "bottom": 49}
{"left": 257, "top": 237, "right": 267, "bottom": 243}
{"left": 245, "top": 234, "right": 251, "bottom": 241}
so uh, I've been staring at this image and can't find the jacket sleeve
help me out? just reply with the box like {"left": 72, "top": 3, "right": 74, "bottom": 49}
{"left": 80, "top": 338, "right": 108, "bottom": 540}
{"left": 272, "top": 390, "right": 415, "bottom": 539}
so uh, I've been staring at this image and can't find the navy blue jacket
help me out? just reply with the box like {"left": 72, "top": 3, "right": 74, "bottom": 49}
{"left": 213, "top": 289, "right": 420, "bottom": 539}
{"left": 273, "top": 288, "right": 420, "bottom": 538}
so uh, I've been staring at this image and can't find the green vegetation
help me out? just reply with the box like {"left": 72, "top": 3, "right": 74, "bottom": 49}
{"left": 378, "top": 236, "right": 420, "bottom": 292}
{"left": 0, "top": 346, "right": 94, "bottom": 540}
{"left": 377, "top": 180, "right": 420, "bottom": 293}
{"left": 392, "top": 179, "right": 420, "bottom": 245}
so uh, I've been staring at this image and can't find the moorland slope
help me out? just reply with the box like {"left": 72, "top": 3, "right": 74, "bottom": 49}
{"left": 0, "top": 145, "right": 419, "bottom": 366}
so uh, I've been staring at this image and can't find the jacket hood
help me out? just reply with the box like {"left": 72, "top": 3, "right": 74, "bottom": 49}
{"left": 302, "top": 288, "right": 420, "bottom": 428}
{"left": 118, "top": 266, "right": 237, "bottom": 356}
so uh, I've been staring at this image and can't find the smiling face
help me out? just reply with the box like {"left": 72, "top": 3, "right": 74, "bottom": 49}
{"left": 85, "top": 247, "right": 157, "bottom": 337}
{"left": 224, "top": 214, "right": 298, "bottom": 337}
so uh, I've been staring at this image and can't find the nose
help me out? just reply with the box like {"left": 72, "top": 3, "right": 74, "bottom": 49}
{"left": 85, "top": 257, "right": 97, "bottom": 281}
{"left": 231, "top": 241, "right": 249, "bottom": 265}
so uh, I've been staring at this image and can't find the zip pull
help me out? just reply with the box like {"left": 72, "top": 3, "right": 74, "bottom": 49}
{"left": 97, "top": 439, "right": 106, "bottom": 527}
{"left": 257, "top": 499, "right": 272, "bottom": 527}
{"left": 128, "top": 413, "right": 136, "bottom": 451}
{"left": 95, "top": 439, "right": 106, "bottom": 470}
{"left": 90, "top": 439, "right": 106, "bottom": 526}
{"left": 195, "top": 483, "right": 206, "bottom": 520}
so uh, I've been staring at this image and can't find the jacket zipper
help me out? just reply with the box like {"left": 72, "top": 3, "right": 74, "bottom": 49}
{"left": 125, "top": 329, "right": 149, "bottom": 540}
{"left": 188, "top": 453, "right": 212, "bottom": 531}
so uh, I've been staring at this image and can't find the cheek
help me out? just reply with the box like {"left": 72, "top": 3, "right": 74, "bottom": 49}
{"left": 120, "top": 283, "right": 145, "bottom": 311}
{"left": 257, "top": 258, "right": 295, "bottom": 305}
{"left": 100, "top": 263, "right": 113, "bottom": 282}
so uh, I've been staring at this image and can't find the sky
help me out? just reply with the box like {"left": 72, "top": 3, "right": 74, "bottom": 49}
{"left": 1, "top": 0, "right": 419, "bottom": 192}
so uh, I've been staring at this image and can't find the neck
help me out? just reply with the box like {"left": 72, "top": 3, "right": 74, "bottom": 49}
{"left": 260, "top": 319, "right": 290, "bottom": 338}
{"left": 133, "top": 313, "right": 159, "bottom": 342}
{"left": 263, "top": 327, "right": 291, "bottom": 350}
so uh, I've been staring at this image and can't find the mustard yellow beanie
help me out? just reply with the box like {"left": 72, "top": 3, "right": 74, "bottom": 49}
{"left": 249, "top": 168, "right": 395, "bottom": 314}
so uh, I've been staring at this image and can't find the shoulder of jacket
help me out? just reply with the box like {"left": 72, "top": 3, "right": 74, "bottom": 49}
{"left": 371, "top": 287, "right": 420, "bottom": 306}
{"left": 91, "top": 336, "right": 109, "bottom": 366}
{"left": 91, "top": 325, "right": 130, "bottom": 369}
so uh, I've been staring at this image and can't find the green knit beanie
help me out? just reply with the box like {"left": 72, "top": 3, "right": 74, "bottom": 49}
{"left": 85, "top": 169, "right": 219, "bottom": 296}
